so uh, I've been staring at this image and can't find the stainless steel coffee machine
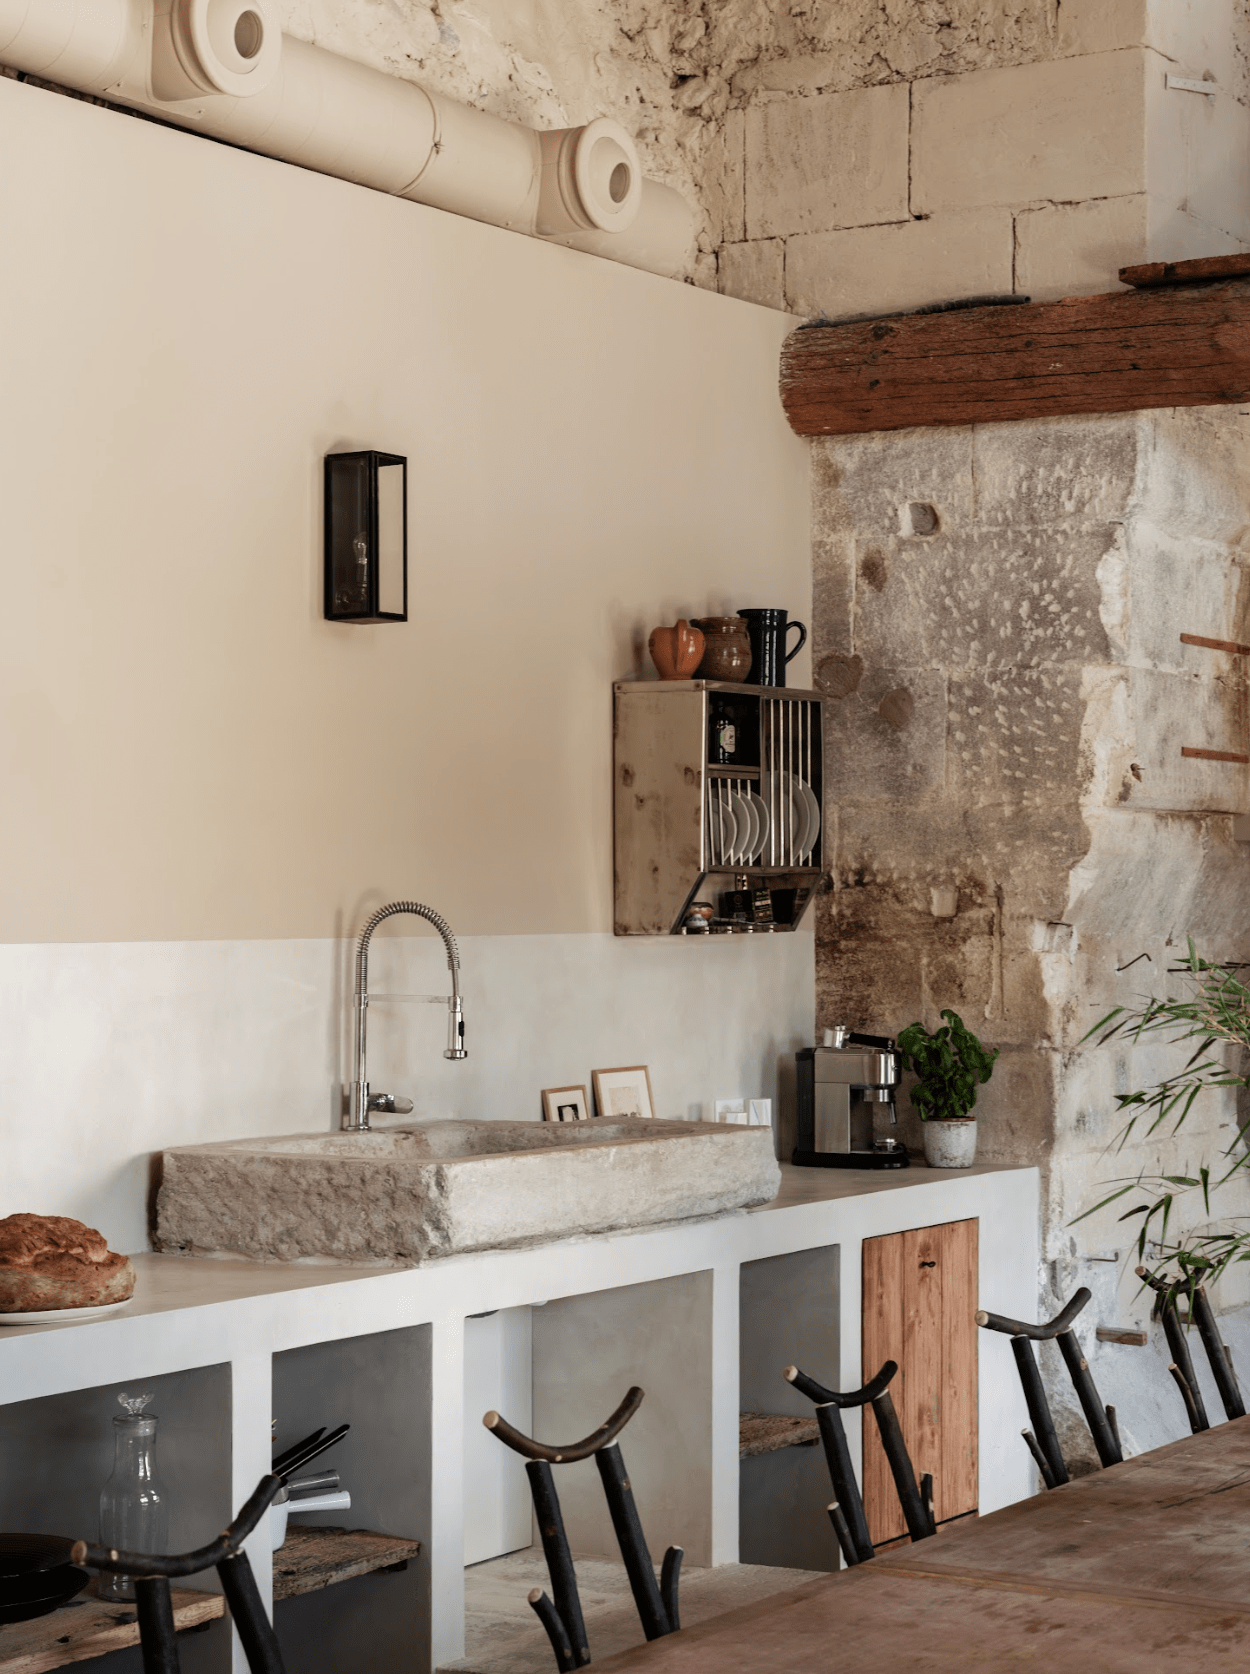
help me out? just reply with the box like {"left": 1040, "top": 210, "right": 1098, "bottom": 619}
{"left": 794, "top": 1026, "right": 908, "bottom": 1169}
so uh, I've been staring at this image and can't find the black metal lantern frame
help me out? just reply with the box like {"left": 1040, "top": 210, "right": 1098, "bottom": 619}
{"left": 324, "top": 449, "right": 408, "bottom": 623}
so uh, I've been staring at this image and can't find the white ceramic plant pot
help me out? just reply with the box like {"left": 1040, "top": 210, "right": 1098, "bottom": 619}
{"left": 922, "top": 1119, "right": 977, "bottom": 1169}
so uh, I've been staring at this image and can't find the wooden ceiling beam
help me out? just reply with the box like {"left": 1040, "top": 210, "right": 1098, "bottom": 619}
{"left": 779, "top": 277, "right": 1250, "bottom": 438}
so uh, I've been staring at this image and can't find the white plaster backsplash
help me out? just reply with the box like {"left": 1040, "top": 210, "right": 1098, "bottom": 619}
{"left": 0, "top": 932, "right": 813, "bottom": 1253}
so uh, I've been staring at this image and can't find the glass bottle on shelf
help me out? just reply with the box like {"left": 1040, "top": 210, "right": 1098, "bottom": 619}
{"left": 98, "top": 1392, "right": 167, "bottom": 1601}
{"left": 708, "top": 694, "right": 738, "bottom": 766}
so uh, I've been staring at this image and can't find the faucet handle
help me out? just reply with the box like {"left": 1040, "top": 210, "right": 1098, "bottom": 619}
{"left": 367, "top": 1094, "right": 413, "bottom": 1115}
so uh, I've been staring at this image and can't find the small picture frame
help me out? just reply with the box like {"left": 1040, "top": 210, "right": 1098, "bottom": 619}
{"left": 542, "top": 1085, "right": 591, "bottom": 1123}
{"left": 592, "top": 1066, "right": 655, "bottom": 1121}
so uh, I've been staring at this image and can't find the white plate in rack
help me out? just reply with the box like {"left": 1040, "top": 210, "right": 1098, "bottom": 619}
{"left": 0, "top": 1299, "right": 133, "bottom": 1326}
{"left": 759, "top": 773, "right": 802, "bottom": 861}
{"left": 727, "top": 789, "right": 759, "bottom": 864}
{"left": 709, "top": 797, "right": 738, "bottom": 866}
{"left": 746, "top": 791, "right": 770, "bottom": 862}
{"left": 794, "top": 778, "right": 821, "bottom": 858}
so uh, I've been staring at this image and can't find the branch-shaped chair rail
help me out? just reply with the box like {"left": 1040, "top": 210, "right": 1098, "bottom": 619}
{"left": 784, "top": 1360, "right": 935, "bottom": 1562}
{"left": 72, "top": 1474, "right": 287, "bottom": 1674}
{"left": 483, "top": 1388, "right": 679, "bottom": 1672}
{"left": 1135, "top": 1266, "right": 1244, "bottom": 1430}
{"left": 483, "top": 1386, "right": 643, "bottom": 1461}
{"left": 975, "top": 1287, "right": 1091, "bottom": 1340}
{"left": 976, "top": 1287, "right": 1122, "bottom": 1484}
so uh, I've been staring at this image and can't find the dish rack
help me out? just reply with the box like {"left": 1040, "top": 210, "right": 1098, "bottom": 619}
{"left": 613, "top": 679, "right": 825, "bottom": 936}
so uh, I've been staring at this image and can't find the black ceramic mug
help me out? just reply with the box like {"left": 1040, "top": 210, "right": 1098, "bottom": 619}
{"left": 737, "top": 608, "right": 807, "bottom": 687}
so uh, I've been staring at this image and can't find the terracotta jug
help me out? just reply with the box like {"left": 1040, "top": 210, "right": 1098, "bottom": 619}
{"left": 648, "top": 619, "right": 705, "bottom": 681}
{"left": 692, "top": 616, "right": 752, "bottom": 681}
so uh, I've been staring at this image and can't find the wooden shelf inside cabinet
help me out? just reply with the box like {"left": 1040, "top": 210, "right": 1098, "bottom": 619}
{"left": 272, "top": 1525, "right": 420, "bottom": 1602}
{"left": 739, "top": 1412, "right": 821, "bottom": 1458}
{"left": 0, "top": 1585, "right": 222, "bottom": 1674}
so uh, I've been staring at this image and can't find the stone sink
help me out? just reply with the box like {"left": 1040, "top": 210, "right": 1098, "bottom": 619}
{"left": 154, "top": 1118, "right": 781, "bottom": 1264}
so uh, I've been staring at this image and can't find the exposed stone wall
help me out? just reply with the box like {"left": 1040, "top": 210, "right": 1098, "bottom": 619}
{"left": 267, "top": 3, "right": 1250, "bottom": 306}
{"left": 812, "top": 405, "right": 1250, "bottom": 1453}
{"left": 716, "top": 1, "right": 1250, "bottom": 314}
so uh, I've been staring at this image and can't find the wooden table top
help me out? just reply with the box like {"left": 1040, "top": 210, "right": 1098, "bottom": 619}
{"left": 594, "top": 1417, "right": 1250, "bottom": 1672}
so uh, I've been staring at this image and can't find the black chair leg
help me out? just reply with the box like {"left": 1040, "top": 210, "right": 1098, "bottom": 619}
{"left": 1011, "top": 1335, "right": 1069, "bottom": 1485}
{"left": 814, "top": 1404, "right": 874, "bottom": 1562}
{"left": 595, "top": 1443, "right": 673, "bottom": 1641}
{"left": 1056, "top": 1330, "right": 1123, "bottom": 1466}
{"left": 1162, "top": 1306, "right": 1209, "bottom": 1432}
{"left": 217, "top": 1551, "right": 287, "bottom": 1674}
{"left": 134, "top": 1576, "right": 181, "bottom": 1674}
{"left": 1194, "top": 1286, "right": 1245, "bottom": 1420}
{"left": 526, "top": 1459, "right": 590, "bottom": 1667}
{"left": 527, "top": 1587, "right": 578, "bottom": 1672}
{"left": 871, "top": 1392, "right": 934, "bottom": 1541}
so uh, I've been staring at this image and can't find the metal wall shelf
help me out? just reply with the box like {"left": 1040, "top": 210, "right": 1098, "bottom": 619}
{"left": 613, "top": 680, "right": 825, "bottom": 936}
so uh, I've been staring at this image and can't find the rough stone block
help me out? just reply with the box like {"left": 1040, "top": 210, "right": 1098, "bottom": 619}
{"left": 1058, "top": 0, "right": 1236, "bottom": 78}
{"left": 1015, "top": 195, "right": 1146, "bottom": 301}
{"left": 811, "top": 428, "right": 976, "bottom": 545}
{"left": 850, "top": 526, "right": 1114, "bottom": 673}
{"left": 1133, "top": 406, "right": 1250, "bottom": 548}
{"left": 732, "top": 53, "right": 841, "bottom": 98}
{"left": 947, "top": 665, "right": 1088, "bottom": 810}
{"left": 1015, "top": 193, "right": 1250, "bottom": 302}
{"left": 823, "top": 664, "right": 947, "bottom": 807}
{"left": 717, "top": 238, "right": 786, "bottom": 310}
{"left": 1118, "top": 666, "right": 1249, "bottom": 814}
{"left": 704, "top": 107, "right": 745, "bottom": 247}
{"left": 912, "top": 51, "right": 1147, "bottom": 215}
{"left": 784, "top": 208, "right": 1013, "bottom": 321}
{"left": 811, "top": 531, "right": 855, "bottom": 660}
{"left": 744, "top": 84, "right": 909, "bottom": 239}
{"left": 155, "top": 1119, "right": 781, "bottom": 1263}
{"left": 1148, "top": 67, "right": 1250, "bottom": 246}
{"left": 971, "top": 415, "right": 1141, "bottom": 527}
{"left": 1056, "top": 0, "right": 1148, "bottom": 55}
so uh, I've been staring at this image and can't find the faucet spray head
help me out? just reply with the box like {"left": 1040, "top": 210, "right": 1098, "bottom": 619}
{"left": 445, "top": 995, "right": 467, "bottom": 1060}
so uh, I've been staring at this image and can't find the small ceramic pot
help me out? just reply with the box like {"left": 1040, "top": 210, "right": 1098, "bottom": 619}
{"left": 691, "top": 616, "right": 752, "bottom": 681}
{"left": 922, "top": 1118, "right": 977, "bottom": 1169}
{"left": 649, "top": 619, "right": 705, "bottom": 681}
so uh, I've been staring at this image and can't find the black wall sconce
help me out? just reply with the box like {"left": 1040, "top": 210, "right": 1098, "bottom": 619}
{"left": 324, "top": 450, "right": 408, "bottom": 623}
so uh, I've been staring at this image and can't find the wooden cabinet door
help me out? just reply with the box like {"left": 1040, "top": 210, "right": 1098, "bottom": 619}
{"left": 861, "top": 1219, "right": 978, "bottom": 1546}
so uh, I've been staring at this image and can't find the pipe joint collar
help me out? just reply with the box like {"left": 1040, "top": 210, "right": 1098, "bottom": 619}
{"left": 156, "top": 0, "right": 280, "bottom": 100}
{"left": 537, "top": 117, "right": 642, "bottom": 236}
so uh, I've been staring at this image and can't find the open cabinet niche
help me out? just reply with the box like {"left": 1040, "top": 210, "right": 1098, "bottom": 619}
{"left": 463, "top": 1307, "right": 533, "bottom": 1566}
{"left": 739, "top": 1246, "right": 841, "bottom": 1573}
{"left": 531, "top": 1272, "right": 714, "bottom": 1568}
{"left": 0, "top": 1365, "right": 233, "bottom": 1674}
{"left": 270, "top": 1325, "right": 429, "bottom": 1674}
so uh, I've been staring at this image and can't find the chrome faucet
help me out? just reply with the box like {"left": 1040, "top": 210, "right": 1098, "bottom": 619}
{"left": 344, "top": 900, "right": 467, "bottom": 1133}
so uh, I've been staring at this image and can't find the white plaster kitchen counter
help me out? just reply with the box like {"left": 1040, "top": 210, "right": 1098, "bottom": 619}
{"left": 0, "top": 1162, "right": 1039, "bottom": 1674}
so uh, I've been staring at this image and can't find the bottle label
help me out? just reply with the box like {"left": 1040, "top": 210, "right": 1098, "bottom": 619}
{"left": 717, "top": 722, "right": 736, "bottom": 754}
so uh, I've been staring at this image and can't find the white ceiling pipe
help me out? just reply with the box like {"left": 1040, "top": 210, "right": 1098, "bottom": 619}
{"left": 0, "top": 0, "right": 693, "bottom": 278}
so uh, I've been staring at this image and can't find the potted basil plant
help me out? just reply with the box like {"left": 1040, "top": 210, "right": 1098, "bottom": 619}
{"left": 897, "top": 1010, "right": 999, "bottom": 1168}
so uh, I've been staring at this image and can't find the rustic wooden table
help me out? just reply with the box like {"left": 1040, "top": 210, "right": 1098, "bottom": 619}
{"left": 593, "top": 1417, "right": 1250, "bottom": 1672}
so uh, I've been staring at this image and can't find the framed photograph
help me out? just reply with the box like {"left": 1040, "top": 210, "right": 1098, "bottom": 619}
{"left": 592, "top": 1066, "right": 655, "bottom": 1121}
{"left": 542, "top": 1085, "right": 590, "bottom": 1123}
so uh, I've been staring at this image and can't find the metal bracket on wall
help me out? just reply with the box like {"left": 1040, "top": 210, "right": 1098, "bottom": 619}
{"left": 1179, "top": 633, "right": 1250, "bottom": 766}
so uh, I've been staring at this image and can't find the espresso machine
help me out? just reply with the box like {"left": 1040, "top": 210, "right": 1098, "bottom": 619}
{"left": 793, "top": 1026, "right": 908, "bottom": 1169}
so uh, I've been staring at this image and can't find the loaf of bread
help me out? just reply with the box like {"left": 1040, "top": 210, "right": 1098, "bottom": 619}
{"left": 0, "top": 1214, "right": 135, "bottom": 1312}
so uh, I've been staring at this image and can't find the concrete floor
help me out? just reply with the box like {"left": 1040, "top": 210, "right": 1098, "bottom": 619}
{"left": 439, "top": 1549, "right": 827, "bottom": 1674}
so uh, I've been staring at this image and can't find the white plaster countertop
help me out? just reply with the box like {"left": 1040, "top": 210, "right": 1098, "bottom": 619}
{"left": 0, "top": 1160, "right": 1039, "bottom": 1674}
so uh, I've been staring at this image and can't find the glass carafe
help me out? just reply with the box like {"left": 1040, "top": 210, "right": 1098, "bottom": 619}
{"left": 98, "top": 1393, "right": 167, "bottom": 1601}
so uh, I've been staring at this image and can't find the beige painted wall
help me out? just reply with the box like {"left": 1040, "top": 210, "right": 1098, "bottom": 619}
{"left": 0, "top": 76, "right": 809, "bottom": 945}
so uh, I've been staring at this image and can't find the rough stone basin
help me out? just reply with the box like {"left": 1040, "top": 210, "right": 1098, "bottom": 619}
{"left": 154, "top": 1118, "right": 781, "bottom": 1264}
